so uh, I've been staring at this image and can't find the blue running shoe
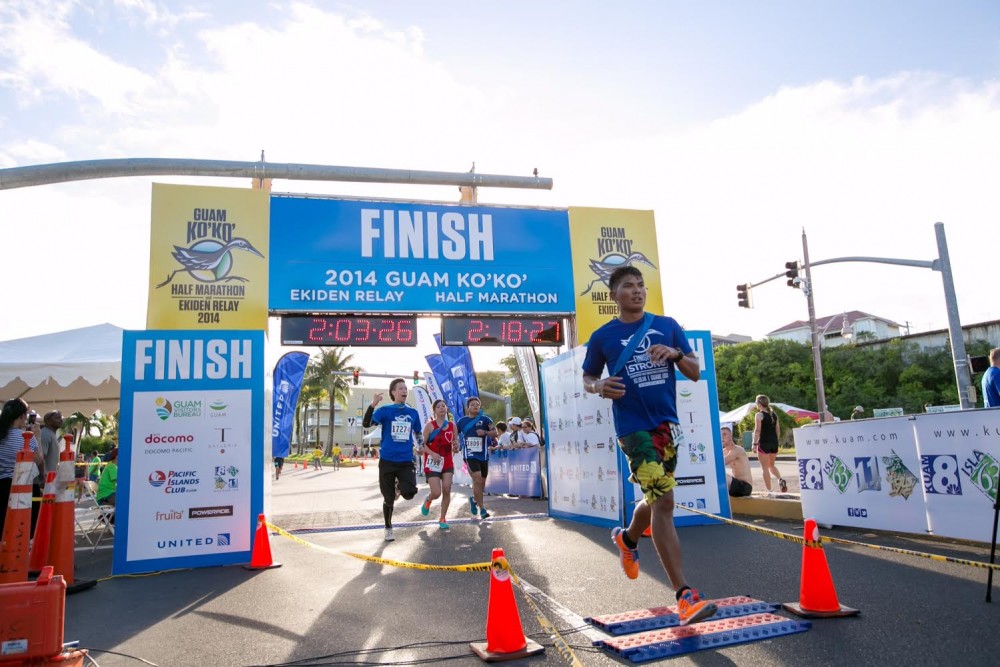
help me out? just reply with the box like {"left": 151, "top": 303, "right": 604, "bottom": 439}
{"left": 469, "top": 497, "right": 479, "bottom": 516}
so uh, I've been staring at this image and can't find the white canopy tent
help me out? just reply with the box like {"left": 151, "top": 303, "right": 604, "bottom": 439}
{"left": 719, "top": 401, "right": 821, "bottom": 425}
{"left": 0, "top": 323, "right": 123, "bottom": 416}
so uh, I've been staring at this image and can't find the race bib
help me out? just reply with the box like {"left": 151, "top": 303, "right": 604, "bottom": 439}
{"left": 391, "top": 417, "right": 411, "bottom": 441}
{"left": 466, "top": 437, "right": 484, "bottom": 454}
{"left": 426, "top": 455, "right": 444, "bottom": 473}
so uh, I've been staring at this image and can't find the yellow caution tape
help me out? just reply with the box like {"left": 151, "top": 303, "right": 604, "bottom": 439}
{"left": 681, "top": 505, "right": 1000, "bottom": 571}
{"left": 267, "top": 521, "right": 583, "bottom": 666}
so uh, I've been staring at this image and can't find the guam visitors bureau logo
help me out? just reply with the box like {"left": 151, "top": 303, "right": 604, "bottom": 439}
{"left": 154, "top": 397, "right": 201, "bottom": 420}
{"left": 579, "top": 224, "right": 656, "bottom": 316}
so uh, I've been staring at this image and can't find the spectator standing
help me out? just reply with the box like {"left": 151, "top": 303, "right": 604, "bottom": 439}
{"left": 331, "top": 443, "right": 342, "bottom": 471}
{"left": 312, "top": 446, "right": 323, "bottom": 470}
{"left": 851, "top": 405, "right": 865, "bottom": 420}
{"left": 0, "top": 398, "right": 44, "bottom": 537}
{"left": 495, "top": 422, "right": 511, "bottom": 451}
{"left": 983, "top": 348, "right": 1000, "bottom": 408}
{"left": 753, "top": 395, "right": 787, "bottom": 495}
{"left": 363, "top": 378, "right": 423, "bottom": 541}
{"left": 88, "top": 451, "right": 102, "bottom": 482}
{"left": 581, "top": 265, "right": 717, "bottom": 625}
{"left": 507, "top": 417, "right": 523, "bottom": 447}
{"left": 38, "top": 411, "right": 63, "bottom": 487}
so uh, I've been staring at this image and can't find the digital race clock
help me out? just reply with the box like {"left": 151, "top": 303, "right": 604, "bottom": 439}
{"left": 281, "top": 316, "right": 418, "bottom": 346}
{"left": 440, "top": 316, "right": 564, "bottom": 346}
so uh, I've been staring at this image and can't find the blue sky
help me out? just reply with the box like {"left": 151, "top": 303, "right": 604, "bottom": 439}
{"left": 2, "top": 1, "right": 999, "bottom": 375}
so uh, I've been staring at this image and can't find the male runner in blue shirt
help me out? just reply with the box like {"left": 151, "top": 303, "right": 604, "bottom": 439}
{"left": 456, "top": 396, "right": 497, "bottom": 520}
{"left": 363, "top": 378, "right": 423, "bottom": 541}
{"left": 582, "top": 265, "right": 716, "bottom": 626}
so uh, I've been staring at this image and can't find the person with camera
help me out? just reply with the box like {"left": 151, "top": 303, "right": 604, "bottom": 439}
{"left": 0, "top": 399, "right": 45, "bottom": 537}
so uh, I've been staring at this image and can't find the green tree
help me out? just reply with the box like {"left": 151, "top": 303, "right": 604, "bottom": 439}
{"left": 499, "top": 353, "right": 537, "bottom": 420}
{"left": 296, "top": 383, "right": 326, "bottom": 455}
{"left": 303, "top": 348, "right": 355, "bottom": 456}
{"left": 475, "top": 369, "right": 510, "bottom": 421}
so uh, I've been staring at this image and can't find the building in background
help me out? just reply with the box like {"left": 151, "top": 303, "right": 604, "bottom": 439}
{"left": 767, "top": 311, "right": 903, "bottom": 348}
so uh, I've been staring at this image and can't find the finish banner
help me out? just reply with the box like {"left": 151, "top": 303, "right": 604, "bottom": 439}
{"left": 147, "top": 184, "right": 269, "bottom": 330}
{"left": 116, "top": 329, "right": 264, "bottom": 575}
{"left": 568, "top": 207, "right": 663, "bottom": 344}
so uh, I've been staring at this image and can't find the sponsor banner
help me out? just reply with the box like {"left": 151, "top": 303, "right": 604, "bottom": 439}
{"left": 268, "top": 197, "right": 574, "bottom": 314}
{"left": 426, "top": 353, "right": 462, "bottom": 420}
{"left": 147, "top": 184, "right": 269, "bottom": 330}
{"left": 116, "top": 329, "right": 264, "bottom": 575}
{"left": 541, "top": 332, "right": 726, "bottom": 528}
{"left": 435, "top": 334, "right": 479, "bottom": 412}
{"left": 485, "top": 453, "right": 509, "bottom": 496}
{"left": 541, "top": 346, "right": 622, "bottom": 526}
{"left": 661, "top": 332, "right": 726, "bottom": 526}
{"left": 912, "top": 411, "right": 1000, "bottom": 542}
{"left": 514, "top": 346, "right": 542, "bottom": 429}
{"left": 508, "top": 448, "right": 542, "bottom": 497}
{"left": 271, "top": 351, "right": 309, "bottom": 459}
{"left": 794, "top": 416, "right": 929, "bottom": 534}
{"left": 423, "top": 372, "right": 444, "bottom": 404}
{"left": 411, "top": 386, "right": 434, "bottom": 428}
{"left": 568, "top": 207, "right": 663, "bottom": 344}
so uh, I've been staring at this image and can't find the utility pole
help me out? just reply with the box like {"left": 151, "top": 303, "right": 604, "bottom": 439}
{"left": 801, "top": 230, "right": 829, "bottom": 421}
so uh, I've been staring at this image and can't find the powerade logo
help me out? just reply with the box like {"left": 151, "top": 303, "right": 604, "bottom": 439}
{"left": 148, "top": 470, "right": 200, "bottom": 493}
{"left": 847, "top": 508, "right": 868, "bottom": 518}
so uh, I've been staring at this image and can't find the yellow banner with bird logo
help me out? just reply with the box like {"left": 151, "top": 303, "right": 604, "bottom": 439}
{"left": 147, "top": 184, "right": 269, "bottom": 330}
{"left": 569, "top": 207, "right": 663, "bottom": 344}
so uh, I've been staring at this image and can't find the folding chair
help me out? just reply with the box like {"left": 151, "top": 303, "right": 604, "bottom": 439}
{"left": 78, "top": 480, "right": 115, "bottom": 551}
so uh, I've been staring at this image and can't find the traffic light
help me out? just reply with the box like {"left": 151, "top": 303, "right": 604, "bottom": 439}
{"left": 736, "top": 283, "right": 751, "bottom": 309}
{"left": 785, "top": 261, "right": 800, "bottom": 288}
{"left": 413, "top": 370, "right": 419, "bottom": 385}
{"left": 352, "top": 370, "right": 359, "bottom": 385}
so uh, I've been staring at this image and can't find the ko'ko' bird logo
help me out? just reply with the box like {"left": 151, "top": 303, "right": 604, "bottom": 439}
{"left": 156, "top": 237, "right": 264, "bottom": 288}
{"left": 580, "top": 251, "right": 657, "bottom": 296}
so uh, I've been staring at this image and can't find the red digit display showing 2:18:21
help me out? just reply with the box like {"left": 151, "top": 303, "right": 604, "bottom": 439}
{"left": 440, "top": 316, "right": 564, "bottom": 346}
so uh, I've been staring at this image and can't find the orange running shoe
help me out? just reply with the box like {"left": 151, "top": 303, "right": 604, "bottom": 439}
{"left": 611, "top": 527, "right": 639, "bottom": 579}
{"left": 676, "top": 588, "right": 717, "bottom": 625}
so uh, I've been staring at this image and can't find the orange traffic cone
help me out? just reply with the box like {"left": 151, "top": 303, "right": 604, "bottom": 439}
{"left": 360, "top": 459, "right": 365, "bottom": 470}
{"left": 49, "top": 435, "right": 93, "bottom": 591}
{"left": 0, "top": 433, "right": 37, "bottom": 584}
{"left": 470, "top": 548, "right": 544, "bottom": 661}
{"left": 783, "top": 518, "right": 859, "bottom": 618}
{"left": 28, "top": 471, "right": 58, "bottom": 574}
{"left": 243, "top": 514, "right": 282, "bottom": 570}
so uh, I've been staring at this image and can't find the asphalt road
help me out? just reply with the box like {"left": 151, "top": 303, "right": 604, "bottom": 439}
{"left": 65, "top": 459, "right": 1000, "bottom": 666}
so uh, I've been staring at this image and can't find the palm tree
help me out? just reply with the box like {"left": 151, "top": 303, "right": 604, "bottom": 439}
{"left": 296, "top": 383, "right": 326, "bottom": 456}
{"left": 304, "top": 348, "right": 356, "bottom": 456}
{"left": 63, "top": 411, "right": 103, "bottom": 446}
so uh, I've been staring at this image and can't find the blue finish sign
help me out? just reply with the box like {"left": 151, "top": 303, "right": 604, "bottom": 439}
{"left": 268, "top": 196, "right": 575, "bottom": 314}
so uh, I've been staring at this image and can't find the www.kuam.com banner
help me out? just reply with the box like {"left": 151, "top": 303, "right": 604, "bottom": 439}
{"left": 568, "top": 207, "right": 663, "bottom": 344}
{"left": 147, "top": 184, "right": 270, "bottom": 330}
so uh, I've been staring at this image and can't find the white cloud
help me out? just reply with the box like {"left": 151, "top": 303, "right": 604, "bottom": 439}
{"left": 2, "top": 4, "right": 998, "bottom": 355}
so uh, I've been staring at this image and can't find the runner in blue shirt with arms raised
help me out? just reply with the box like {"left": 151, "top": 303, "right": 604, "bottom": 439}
{"left": 363, "top": 378, "right": 424, "bottom": 542}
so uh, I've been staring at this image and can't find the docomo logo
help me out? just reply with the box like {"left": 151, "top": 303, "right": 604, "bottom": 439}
{"left": 145, "top": 433, "right": 195, "bottom": 444}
